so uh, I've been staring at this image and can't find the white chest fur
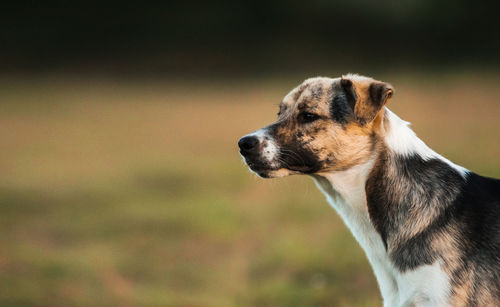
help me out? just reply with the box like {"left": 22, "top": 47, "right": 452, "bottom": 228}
{"left": 313, "top": 162, "right": 399, "bottom": 306}
{"left": 313, "top": 159, "right": 451, "bottom": 306}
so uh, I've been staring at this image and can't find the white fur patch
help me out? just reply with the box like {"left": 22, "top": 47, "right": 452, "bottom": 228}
{"left": 396, "top": 261, "right": 451, "bottom": 306}
{"left": 244, "top": 129, "right": 279, "bottom": 167}
{"left": 314, "top": 157, "right": 452, "bottom": 306}
{"left": 384, "top": 108, "right": 469, "bottom": 178}
{"left": 313, "top": 160, "right": 399, "bottom": 306}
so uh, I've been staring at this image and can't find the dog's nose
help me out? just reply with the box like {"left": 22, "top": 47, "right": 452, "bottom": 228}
{"left": 238, "top": 136, "right": 259, "bottom": 151}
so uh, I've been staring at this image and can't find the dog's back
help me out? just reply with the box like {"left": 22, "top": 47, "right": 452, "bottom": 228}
{"left": 449, "top": 173, "right": 500, "bottom": 304}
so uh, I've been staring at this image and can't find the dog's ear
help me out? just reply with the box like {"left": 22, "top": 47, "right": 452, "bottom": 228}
{"left": 340, "top": 76, "right": 394, "bottom": 125}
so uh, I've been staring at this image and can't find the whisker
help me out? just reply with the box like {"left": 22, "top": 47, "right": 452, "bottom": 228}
{"left": 279, "top": 148, "right": 306, "bottom": 166}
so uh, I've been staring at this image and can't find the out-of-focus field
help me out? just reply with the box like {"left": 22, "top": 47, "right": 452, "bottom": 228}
{"left": 0, "top": 73, "right": 499, "bottom": 306}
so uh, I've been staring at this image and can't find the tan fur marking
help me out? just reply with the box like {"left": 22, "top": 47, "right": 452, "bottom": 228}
{"left": 272, "top": 76, "right": 391, "bottom": 172}
{"left": 343, "top": 74, "right": 394, "bottom": 125}
{"left": 242, "top": 74, "right": 499, "bottom": 306}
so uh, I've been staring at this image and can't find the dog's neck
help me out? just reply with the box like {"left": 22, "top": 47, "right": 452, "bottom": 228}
{"left": 312, "top": 156, "right": 396, "bottom": 302}
{"left": 311, "top": 109, "right": 430, "bottom": 231}
{"left": 381, "top": 108, "right": 467, "bottom": 173}
{"left": 312, "top": 108, "right": 467, "bottom": 248}
{"left": 311, "top": 108, "right": 468, "bottom": 303}
{"left": 312, "top": 156, "right": 381, "bottom": 258}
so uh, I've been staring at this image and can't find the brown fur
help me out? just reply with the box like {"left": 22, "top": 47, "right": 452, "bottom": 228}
{"left": 241, "top": 74, "right": 500, "bottom": 305}
{"left": 278, "top": 76, "right": 497, "bottom": 305}
{"left": 269, "top": 76, "right": 391, "bottom": 174}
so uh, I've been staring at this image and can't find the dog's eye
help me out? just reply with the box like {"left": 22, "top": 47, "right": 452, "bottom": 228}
{"left": 298, "top": 112, "right": 320, "bottom": 123}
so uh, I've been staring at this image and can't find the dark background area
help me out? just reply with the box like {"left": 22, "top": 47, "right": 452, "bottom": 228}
{"left": 2, "top": 1, "right": 499, "bottom": 76}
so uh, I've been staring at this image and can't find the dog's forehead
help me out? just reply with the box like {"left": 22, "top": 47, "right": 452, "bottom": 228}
{"left": 282, "top": 77, "right": 338, "bottom": 109}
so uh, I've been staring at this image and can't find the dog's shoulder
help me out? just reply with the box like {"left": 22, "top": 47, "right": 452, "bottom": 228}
{"left": 454, "top": 172, "right": 500, "bottom": 247}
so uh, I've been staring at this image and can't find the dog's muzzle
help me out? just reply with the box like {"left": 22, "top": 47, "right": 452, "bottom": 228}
{"left": 238, "top": 133, "right": 279, "bottom": 177}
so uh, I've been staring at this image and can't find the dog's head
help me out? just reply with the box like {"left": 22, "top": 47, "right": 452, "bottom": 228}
{"left": 238, "top": 74, "right": 394, "bottom": 178}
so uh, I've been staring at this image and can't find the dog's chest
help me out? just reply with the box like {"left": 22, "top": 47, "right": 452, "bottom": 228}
{"left": 321, "top": 187, "right": 398, "bottom": 302}
{"left": 314, "top": 173, "right": 451, "bottom": 306}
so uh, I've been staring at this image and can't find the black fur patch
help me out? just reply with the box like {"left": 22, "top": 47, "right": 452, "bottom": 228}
{"left": 340, "top": 78, "right": 357, "bottom": 110}
{"left": 330, "top": 81, "right": 356, "bottom": 125}
{"left": 369, "top": 82, "right": 387, "bottom": 109}
{"left": 366, "top": 151, "right": 500, "bottom": 301}
{"left": 267, "top": 122, "right": 323, "bottom": 174}
{"left": 331, "top": 92, "right": 353, "bottom": 125}
{"left": 279, "top": 144, "right": 323, "bottom": 174}
{"left": 366, "top": 153, "right": 465, "bottom": 268}
{"left": 451, "top": 173, "right": 500, "bottom": 295}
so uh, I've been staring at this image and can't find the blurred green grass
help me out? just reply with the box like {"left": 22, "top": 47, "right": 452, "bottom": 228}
{"left": 0, "top": 73, "right": 498, "bottom": 306}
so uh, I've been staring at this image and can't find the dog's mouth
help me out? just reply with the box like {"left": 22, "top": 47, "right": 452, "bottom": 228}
{"left": 240, "top": 144, "right": 318, "bottom": 177}
{"left": 243, "top": 157, "right": 314, "bottom": 178}
{"left": 244, "top": 160, "right": 277, "bottom": 176}
{"left": 284, "top": 165, "right": 315, "bottom": 173}
{"left": 240, "top": 154, "right": 278, "bottom": 177}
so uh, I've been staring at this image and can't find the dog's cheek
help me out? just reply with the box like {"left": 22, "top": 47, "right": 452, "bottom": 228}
{"left": 279, "top": 138, "right": 324, "bottom": 172}
{"left": 300, "top": 148, "right": 324, "bottom": 173}
{"left": 289, "top": 125, "right": 330, "bottom": 171}
{"left": 298, "top": 126, "right": 334, "bottom": 168}
{"left": 269, "top": 121, "right": 326, "bottom": 172}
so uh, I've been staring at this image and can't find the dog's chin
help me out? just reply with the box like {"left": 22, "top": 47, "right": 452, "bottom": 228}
{"left": 246, "top": 163, "right": 277, "bottom": 178}
{"left": 246, "top": 162, "right": 302, "bottom": 178}
{"left": 251, "top": 167, "right": 297, "bottom": 178}
{"left": 243, "top": 158, "right": 311, "bottom": 178}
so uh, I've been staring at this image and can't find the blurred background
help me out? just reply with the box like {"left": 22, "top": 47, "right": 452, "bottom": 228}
{"left": 0, "top": 1, "right": 499, "bottom": 306}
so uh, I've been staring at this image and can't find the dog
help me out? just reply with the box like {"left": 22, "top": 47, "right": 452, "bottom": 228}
{"left": 238, "top": 74, "right": 500, "bottom": 306}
